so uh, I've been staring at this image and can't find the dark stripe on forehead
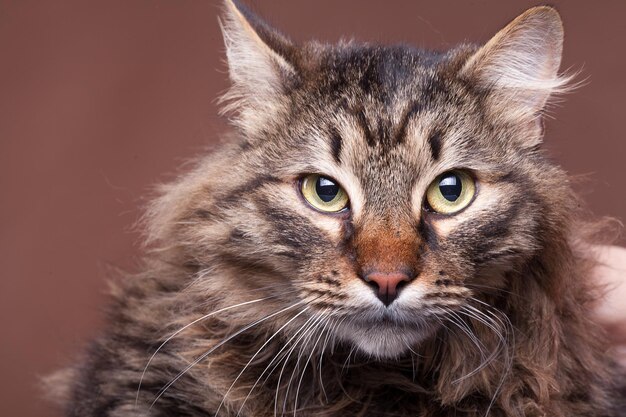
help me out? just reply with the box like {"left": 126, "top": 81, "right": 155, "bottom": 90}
{"left": 427, "top": 129, "right": 443, "bottom": 161}
{"left": 355, "top": 109, "right": 376, "bottom": 147}
{"left": 395, "top": 102, "right": 423, "bottom": 145}
{"left": 330, "top": 127, "right": 343, "bottom": 164}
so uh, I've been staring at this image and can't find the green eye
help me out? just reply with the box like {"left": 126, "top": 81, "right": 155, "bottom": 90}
{"left": 301, "top": 174, "right": 349, "bottom": 213}
{"left": 425, "top": 170, "right": 475, "bottom": 214}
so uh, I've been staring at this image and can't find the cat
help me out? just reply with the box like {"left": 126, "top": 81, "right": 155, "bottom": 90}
{"left": 48, "top": 1, "right": 624, "bottom": 416}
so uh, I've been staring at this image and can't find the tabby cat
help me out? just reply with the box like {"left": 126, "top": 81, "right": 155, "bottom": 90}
{"left": 50, "top": 1, "right": 624, "bottom": 416}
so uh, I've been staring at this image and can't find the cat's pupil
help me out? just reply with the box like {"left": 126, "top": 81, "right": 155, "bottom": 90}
{"left": 316, "top": 177, "right": 339, "bottom": 202}
{"left": 439, "top": 173, "right": 462, "bottom": 202}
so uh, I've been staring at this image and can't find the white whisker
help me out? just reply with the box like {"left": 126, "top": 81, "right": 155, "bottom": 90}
{"left": 214, "top": 306, "right": 312, "bottom": 417}
{"left": 135, "top": 295, "right": 277, "bottom": 406}
{"left": 237, "top": 312, "right": 320, "bottom": 417}
{"left": 150, "top": 300, "right": 304, "bottom": 410}
{"left": 274, "top": 313, "right": 324, "bottom": 417}
{"left": 282, "top": 313, "right": 327, "bottom": 416}
{"left": 293, "top": 313, "right": 332, "bottom": 417}
{"left": 459, "top": 298, "right": 516, "bottom": 417}
{"left": 317, "top": 314, "right": 337, "bottom": 403}
{"left": 446, "top": 311, "right": 488, "bottom": 361}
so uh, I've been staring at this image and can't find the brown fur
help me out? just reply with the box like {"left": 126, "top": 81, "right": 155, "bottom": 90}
{"left": 49, "top": 2, "right": 623, "bottom": 416}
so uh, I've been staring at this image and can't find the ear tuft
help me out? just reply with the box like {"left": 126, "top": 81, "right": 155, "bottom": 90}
{"left": 461, "top": 6, "right": 574, "bottom": 121}
{"left": 219, "top": 0, "right": 297, "bottom": 134}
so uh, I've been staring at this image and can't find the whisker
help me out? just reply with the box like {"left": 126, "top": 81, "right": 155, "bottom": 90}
{"left": 341, "top": 345, "right": 357, "bottom": 375}
{"left": 214, "top": 306, "right": 313, "bottom": 417}
{"left": 281, "top": 312, "right": 328, "bottom": 416}
{"left": 261, "top": 316, "right": 315, "bottom": 387}
{"left": 317, "top": 315, "right": 338, "bottom": 403}
{"left": 293, "top": 313, "right": 333, "bottom": 417}
{"left": 460, "top": 298, "right": 516, "bottom": 417}
{"left": 149, "top": 300, "right": 304, "bottom": 410}
{"left": 403, "top": 340, "right": 425, "bottom": 359}
{"left": 402, "top": 341, "right": 419, "bottom": 380}
{"left": 274, "top": 313, "right": 325, "bottom": 417}
{"left": 445, "top": 311, "right": 487, "bottom": 361}
{"left": 483, "top": 308, "right": 514, "bottom": 417}
{"left": 237, "top": 313, "right": 320, "bottom": 417}
{"left": 453, "top": 307, "right": 505, "bottom": 382}
{"left": 467, "top": 297, "right": 510, "bottom": 328}
{"left": 463, "top": 305, "right": 506, "bottom": 342}
{"left": 136, "top": 295, "right": 277, "bottom": 406}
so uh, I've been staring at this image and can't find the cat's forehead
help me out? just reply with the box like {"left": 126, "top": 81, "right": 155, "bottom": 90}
{"left": 305, "top": 45, "right": 452, "bottom": 108}
{"left": 289, "top": 44, "right": 486, "bottom": 187}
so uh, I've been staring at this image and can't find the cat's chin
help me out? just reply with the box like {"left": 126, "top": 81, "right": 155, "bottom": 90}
{"left": 335, "top": 317, "right": 437, "bottom": 359}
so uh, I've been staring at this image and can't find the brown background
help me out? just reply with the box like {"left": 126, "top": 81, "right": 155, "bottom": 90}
{"left": 1, "top": 1, "right": 624, "bottom": 416}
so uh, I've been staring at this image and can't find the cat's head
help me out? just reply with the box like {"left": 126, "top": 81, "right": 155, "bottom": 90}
{"left": 150, "top": 1, "right": 574, "bottom": 359}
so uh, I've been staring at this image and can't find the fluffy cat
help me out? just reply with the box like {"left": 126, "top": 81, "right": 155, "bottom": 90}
{"left": 50, "top": 1, "right": 624, "bottom": 416}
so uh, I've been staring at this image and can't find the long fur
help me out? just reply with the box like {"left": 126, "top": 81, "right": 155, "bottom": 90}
{"left": 48, "top": 2, "right": 624, "bottom": 416}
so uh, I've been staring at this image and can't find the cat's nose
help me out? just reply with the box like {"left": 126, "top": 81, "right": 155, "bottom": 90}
{"left": 363, "top": 271, "right": 412, "bottom": 307}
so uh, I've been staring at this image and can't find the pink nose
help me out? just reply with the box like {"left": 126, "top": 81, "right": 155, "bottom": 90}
{"left": 364, "top": 272, "right": 412, "bottom": 306}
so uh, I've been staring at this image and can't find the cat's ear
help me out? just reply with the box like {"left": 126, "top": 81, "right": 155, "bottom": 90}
{"left": 219, "top": 0, "right": 298, "bottom": 135}
{"left": 460, "top": 7, "right": 571, "bottom": 140}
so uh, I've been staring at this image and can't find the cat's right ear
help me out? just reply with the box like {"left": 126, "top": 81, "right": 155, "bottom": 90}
{"left": 219, "top": 0, "right": 298, "bottom": 136}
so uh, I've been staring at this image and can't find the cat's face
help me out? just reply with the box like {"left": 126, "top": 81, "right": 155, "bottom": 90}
{"left": 163, "top": 2, "right": 570, "bottom": 358}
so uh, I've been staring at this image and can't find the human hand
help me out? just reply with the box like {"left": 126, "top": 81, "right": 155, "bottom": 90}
{"left": 593, "top": 245, "right": 626, "bottom": 367}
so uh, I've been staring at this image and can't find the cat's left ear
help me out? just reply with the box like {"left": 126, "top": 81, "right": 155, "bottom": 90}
{"left": 460, "top": 7, "right": 571, "bottom": 142}
{"left": 219, "top": 0, "right": 299, "bottom": 135}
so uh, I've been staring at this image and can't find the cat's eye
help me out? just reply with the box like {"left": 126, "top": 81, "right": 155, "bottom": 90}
{"left": 300, "top": 174, "right": 349, "bottom": 213}
{"left": 425, "top": 170, "right": 475, "bottom": 215}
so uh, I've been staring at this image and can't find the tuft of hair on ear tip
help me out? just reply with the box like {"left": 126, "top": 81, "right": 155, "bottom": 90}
{"left": 219, "top": 0, "right": 295, "bottom": 77}
{"left": 539, "top": 66, "right": 587, "bottom": 117}
{"left": 217, "top": 0, "right": 298, "bottom": 135}
{"left": 460, "top": 5, "right": 582, "bottom": 120}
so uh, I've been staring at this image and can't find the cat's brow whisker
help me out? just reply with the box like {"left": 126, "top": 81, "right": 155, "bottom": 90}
{"left": 135, "top": 294, "right": 278, "bottom": 406}
{"left": 214, "top": 305, "right": 313, "bottom": 417}
{"left": 149, "top": 300, "right": 305, "bottom": 410}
